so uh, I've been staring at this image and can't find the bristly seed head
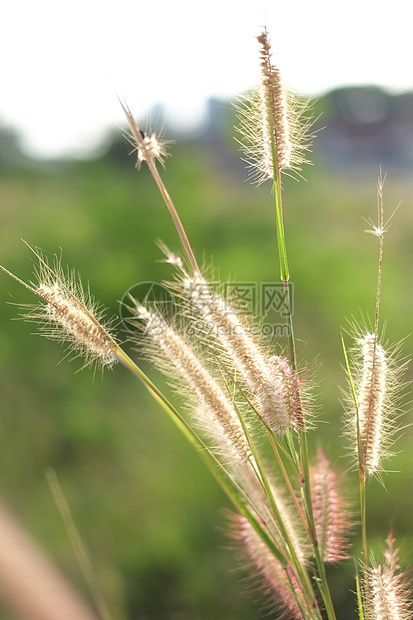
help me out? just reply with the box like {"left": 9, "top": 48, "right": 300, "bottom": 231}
{"left": 268, "top": 355, "right": 305, "bottom": 430}
{"left": 235, "top": 28, "right": 312, "bottom": 184}
{"left": 364, "top": 531, "right": 412, "bottom": 620}
{"left": 231, "top": 514, "right": 308, "bottom": 619}
{"left": 3, "top": 246, "right": 119, "bottom": 370}
{"left": 310, "top": 448, "right": 353, "bottom": 563}
{"left": 345, "top": 328, "right": 407, "bottom": 477}
{"left": 182, "top": 273, "right": 295, "bottom": 433}
{"left": 119, "top": 97, "right": 169, "bottom": 168}
{"left": 131, "top": 302, "right": 254, "bottom": 468}
{"left": 161, "top": 251, "right": 311, "bottom": 435}
{"left": 135, "top": 130, "right": 167, "bottom": 168}
{"left": 35, "top": 282, "right": 117, "bottom": 368}
{"left": 257, "top": 31, "right": 292, "bottom": 172}
{"left": 356, "top": 333, "right": 387, "bottom": 474}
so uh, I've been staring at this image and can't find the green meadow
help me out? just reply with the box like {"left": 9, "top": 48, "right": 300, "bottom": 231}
{"left": 1, "top": 121, "right": 412, "bottom": 619}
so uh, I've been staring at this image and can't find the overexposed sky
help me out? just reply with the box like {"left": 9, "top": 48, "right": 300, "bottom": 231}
{"left": 2, "top": 0, "right": 413, "bottom": 158}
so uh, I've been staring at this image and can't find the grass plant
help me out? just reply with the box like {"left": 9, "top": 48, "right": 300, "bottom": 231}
{"left": 1, "top": 27, "right": 412, "bottom": 620}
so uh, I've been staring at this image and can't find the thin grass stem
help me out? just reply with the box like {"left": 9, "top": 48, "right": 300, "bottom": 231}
{"left": 45, "top": 470, "right": 113, "bottom": 620}
{"left": 113, "top": 346, "right": 290, "bottom": 566}
{"left": 272, "top": 156, "right": 289, "bottom": 283}
{"left": 355, "top": 566, "right": 365, "bottom": 620}
{"left": 268, "top": 433, "right": 310, "bottom": 537}
{"left": 265, "top": 67, "right": 338, "bottom": 619}
{"left": 341, "top": 334, "right": 368, "bottom": 570}
{"left": 145, "top": 158, "right": 200, "bottom": 274}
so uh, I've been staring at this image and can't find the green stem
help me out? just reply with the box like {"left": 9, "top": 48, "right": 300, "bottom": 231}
{"left": 341, "top": 335, "right": 368, "bottom": 571}
{"left": 272, "top": 150, "right": 289, "bottom": 283}
{"left": 271, "top": 165, "right": 336, "bottom": 620}
{"left": 146, "top": 158, "right": 200, "bottom": 275}
{"left": 267, "top": 435, "right": 322, "bottom": 620}
{"left": 300, "top": 430, "right": 338, "bottom": 620}
{"left": 114, "top": 346, "right": 289, "bottom": 564}
{"left": 359, "top": 467, "right": 367, "bottom": 568}
{"left": 355, "top": 567, "right": 365, "bottom": 620}
{"left": 114, "top": 346, "right": 198, "bottom": 446}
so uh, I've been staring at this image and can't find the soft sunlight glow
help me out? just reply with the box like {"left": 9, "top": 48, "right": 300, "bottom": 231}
{"left": 2, "top": 0, "right": 413, "bottom": 157}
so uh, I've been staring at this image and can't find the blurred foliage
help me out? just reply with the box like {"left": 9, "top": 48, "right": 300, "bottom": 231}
{"left": 0, "top": 110, "right": 413, "bottom": 620}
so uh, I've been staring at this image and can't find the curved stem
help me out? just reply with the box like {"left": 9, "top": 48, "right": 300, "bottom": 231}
{"left": 146, "top": 158, "right": 200, "bottom": 274}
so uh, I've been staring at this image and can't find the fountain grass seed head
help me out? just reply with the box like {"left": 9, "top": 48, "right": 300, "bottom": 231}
{"left": 235, "top": 27, "right": 312, "bottom": 185}
{"left": 1, "top": 243, "right": 118, "bottom": 371}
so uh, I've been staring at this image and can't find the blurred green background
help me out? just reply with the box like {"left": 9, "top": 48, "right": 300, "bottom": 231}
{"left": 1, "top": 91, "right": 413, "bottom": 619}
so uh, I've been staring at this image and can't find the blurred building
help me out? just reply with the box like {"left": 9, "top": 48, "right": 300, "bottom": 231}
{"left": 191, "top": 88, "right": 413, "bottom": 176}
{"left": 312, "top": 87, "right": 413, "bottom": 173}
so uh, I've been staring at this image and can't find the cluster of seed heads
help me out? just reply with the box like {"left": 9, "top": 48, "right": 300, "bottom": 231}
{"left": 0, "top": 24, "right": 410, "bottom": 620}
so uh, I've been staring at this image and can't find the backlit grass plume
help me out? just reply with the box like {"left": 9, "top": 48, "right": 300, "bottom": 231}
{"left": 364, "top": 531, "right": 412, "bottom": 620}
{"left": 130, "top": 302, "right": 254, "bottom": 469}
{"left": 0, "top": 25, "right": 411, "bottom": 620}
{"left": 341, "top": 174, "right": 409, "bottom": 596}
{"left": 119, "top": 97, "right": 170, "bottom": 169}
{"left": 311, "top": 448, "right": 352, "bottom": 563}
{"left": 236, "top": 27, "right": 312, "bottom": 185}
{"left": 346, "top": 330, "right": 404, "bottom": 477}
{"left": 356, "top": 333, "right": 388, "bottom": 475}
{"left": 179, "top": 269, "right": 298, "bottom": 434}
{"left": 232, "top": 514, "right": 309, "bottom": 619}
{"left": 0, "top": 243, "right": 118, "bottom": 370}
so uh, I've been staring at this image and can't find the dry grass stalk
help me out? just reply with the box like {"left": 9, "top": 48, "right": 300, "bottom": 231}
{"left": 0, "top": 503, "right": 98, "bottom": 620}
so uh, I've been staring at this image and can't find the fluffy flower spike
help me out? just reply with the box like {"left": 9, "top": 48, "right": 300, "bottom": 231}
{"left": 345, "top": 327, "right": 407, "bottom": 477}
{"left": 166, "top": 254, "right": 303, "bottom": 434}
{"left": 236, "top": 27, "right": 312, "bottom": 184}
{"left": 130, "top": 300, "right": 254, "bottom": 470}
{"left": 231, "top": 514, "right": 310, "bottom": 620}
{"left": 357, "top": 333, "right": 388, "bottom": 474}
{"left": 364, "top": 531, "right": 412, "bottom": 620}
{"left": 119, "top": 97, "right": 169, "bottom": 168}
{"left": 311, "top": 448, "right": 353, "bottom": 563}
{"left": 1, "top": 243, "right": 118, "bottom": 370}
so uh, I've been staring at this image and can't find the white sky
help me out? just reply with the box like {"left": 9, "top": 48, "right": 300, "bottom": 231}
{"left": 2, "top": 0, "right": 413, "bottom": 158}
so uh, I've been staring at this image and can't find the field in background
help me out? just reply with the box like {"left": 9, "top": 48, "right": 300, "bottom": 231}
{"left": 1, "top": 112, "right": 413, "bottom": 619}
